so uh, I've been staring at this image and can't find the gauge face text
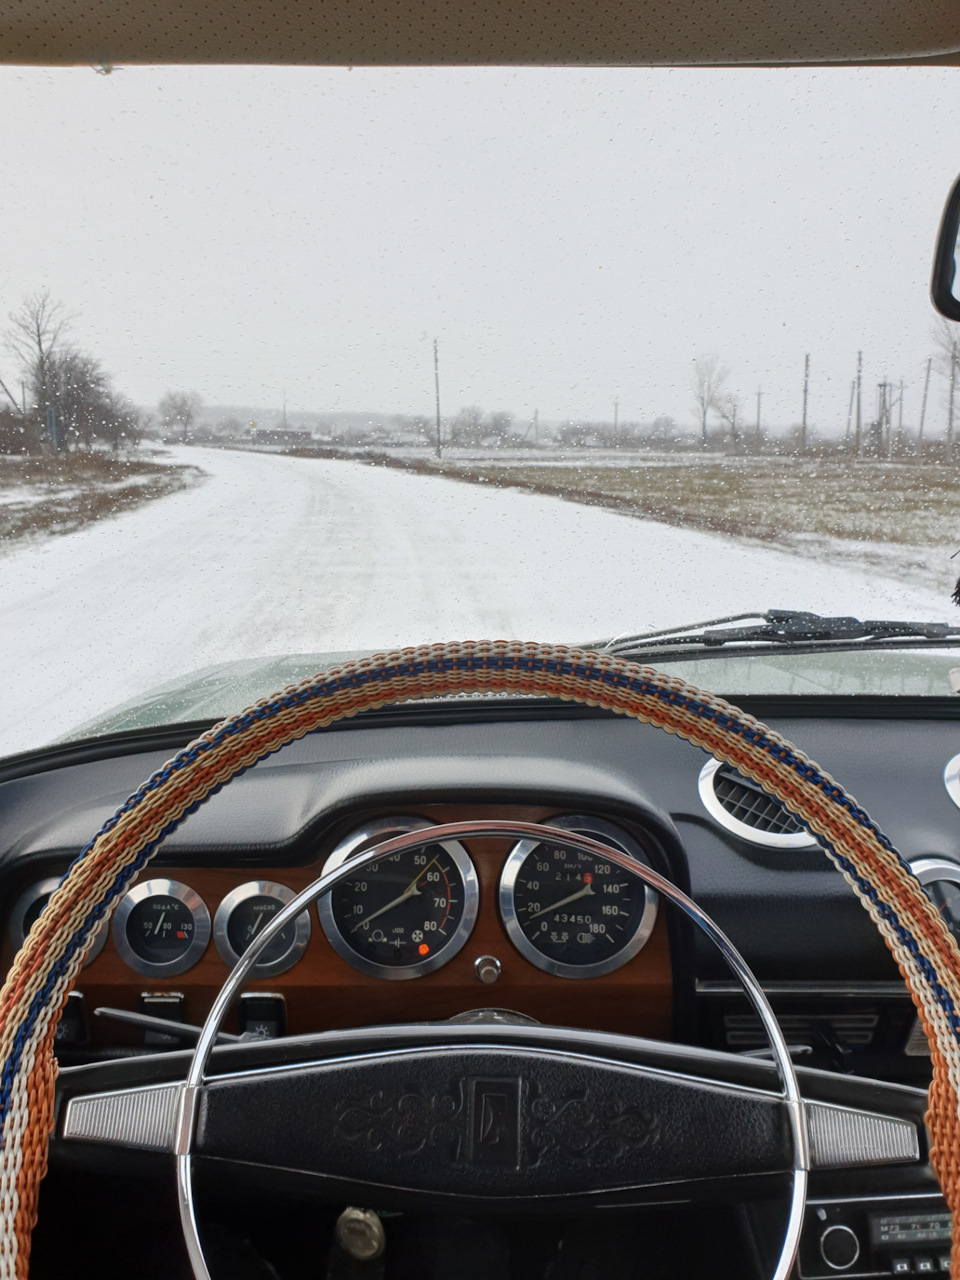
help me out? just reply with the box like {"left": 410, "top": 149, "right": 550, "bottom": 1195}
{"left": 329, "top": 845, "right": 467, "bottom": 970}
{"left": 125, "top": 894, "right": 198, "bottom": 965}
{"left": 511, "top": 842, "right": 645, "bottom": 965}
{"left": 227, "top": 895, "right": 296, "bottom": 964}
{"left": 499, "top": 823, "right": 658, "bottom": 978}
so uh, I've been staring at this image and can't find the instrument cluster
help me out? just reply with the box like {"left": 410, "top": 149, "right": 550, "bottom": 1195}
{"left": 9, "top": 814, "right": 660, "bottom": 983}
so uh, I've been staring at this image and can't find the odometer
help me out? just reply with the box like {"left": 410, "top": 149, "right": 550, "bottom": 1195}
{"left": 499, "top": 815, "right": 658, "bottom": 978}
{"left": 318, "top": 817, "right": 479, "bottom": 979}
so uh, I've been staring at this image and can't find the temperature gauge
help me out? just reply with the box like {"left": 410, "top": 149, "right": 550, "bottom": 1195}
{"left": 113, "top": 880, "right": 211, "bottom": 977}
{"left": 213, "top": 882, "right": 311, "bottom": 977}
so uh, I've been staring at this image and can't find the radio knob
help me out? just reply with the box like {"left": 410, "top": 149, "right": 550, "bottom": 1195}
{"left": 819, "top": 1224, "right": 861, "bottom": 1271}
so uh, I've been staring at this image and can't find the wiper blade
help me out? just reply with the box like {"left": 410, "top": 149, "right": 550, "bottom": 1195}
{"left": 586, "top": 611, "right": 960, "bottom": 658}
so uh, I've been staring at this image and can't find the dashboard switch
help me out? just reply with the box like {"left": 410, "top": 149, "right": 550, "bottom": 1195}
{"left": 891, "top": 1261, "right": 912, "bottom": 1275}
{"left": 54, "top": 992, "right": 87, "bottom": 1048}
{"left": 916, "top": 1260, "right": 935, "bottom": 1274}
{"left": 238, "top": 992, "right": 286, "bottom": 1040}
{"left": 139, "top": 993, "right": 184, "bottom": 1047}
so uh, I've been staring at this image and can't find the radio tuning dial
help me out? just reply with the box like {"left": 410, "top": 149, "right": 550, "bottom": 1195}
{"left": 819, "top": 1224, "right": 860, "bottom": 1271}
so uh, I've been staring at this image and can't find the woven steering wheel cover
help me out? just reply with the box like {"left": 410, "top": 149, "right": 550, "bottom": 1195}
{"left": 1, "top": 640, "right": 959, "bottom": 1278}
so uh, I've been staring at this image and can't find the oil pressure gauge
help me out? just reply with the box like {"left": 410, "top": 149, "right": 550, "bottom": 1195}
{"left": 213, "top": 881, "right": 311, "bottom": 977}
{"left": 113, "top": 879, "right": 211, "bottom": 977}
{"left": 499, "top": 815, "right": 658, "bottom": 979}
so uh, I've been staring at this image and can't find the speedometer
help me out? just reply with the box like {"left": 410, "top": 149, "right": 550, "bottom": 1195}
{"left": 499, "top": 815, "right": 658, "bottom": 978}
{"left": 317, "top": 816, "right": 479, "bottom": 979}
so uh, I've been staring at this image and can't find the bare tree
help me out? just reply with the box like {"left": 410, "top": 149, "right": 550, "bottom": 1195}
{"left": 690, "top": 354, "right": 729, "bottom": 449}
{"left": 159, "top": 391, "right": 203, "bottom": 443}
{"left": 5, "top": 292, "right": 72, "bottom": 430}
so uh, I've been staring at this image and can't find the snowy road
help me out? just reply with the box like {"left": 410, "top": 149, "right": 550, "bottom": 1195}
{"left": 0, "top": 445, "right": 951, "bottom": 758}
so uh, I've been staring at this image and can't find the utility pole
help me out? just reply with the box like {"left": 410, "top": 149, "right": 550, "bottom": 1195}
{"left": 533, "top": 408, "right": 539, "bottom": 448}
{"left": 949, "top": 341, "right": 958, "bottom": 462}
{"left": 897, "top": 378, "right": 904, "bottom": 459}
{"left": 755, "top": 389, "right": 762, "bottom": 450}
{"left": 433, "top": 338, "right": 442, "bottom": 463}
{"left": 613, "top": 399, "right": 619, "bottom": 450}
{"left": 855, "top": 351, "right": 862, "bottom": 458}
{"left": 801, "top": 353, "right": 810, "bottom": 454}
{"left": 919, "top": 355, "right": 932, "bottom": 457}
{"left": 845, "top": 379, "right": 855, "bottom": 444}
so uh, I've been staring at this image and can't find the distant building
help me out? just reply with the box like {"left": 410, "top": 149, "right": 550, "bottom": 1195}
{"left": 251, "top": 428, "right": 314, "bottom": 450}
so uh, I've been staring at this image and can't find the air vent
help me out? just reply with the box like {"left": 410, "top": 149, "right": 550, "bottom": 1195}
{"left": 698, "top": 758, "right": 818, "bottom": 849}
{"left": 724, "top": 1012, "right": 879, "bottom": 1051}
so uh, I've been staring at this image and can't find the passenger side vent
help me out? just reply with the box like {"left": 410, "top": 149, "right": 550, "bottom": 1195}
{"left": 724, "top": 1012, "right": 879, "bottom": 1051}
{"left": 698, "top": 758, "right": 818, "bottom": 849}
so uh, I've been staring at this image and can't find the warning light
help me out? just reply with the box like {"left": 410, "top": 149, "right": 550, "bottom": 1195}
{"left": 582, "top": 873, "right": 593, "bottom": 884}
{"left": 418, "top": 943, "right": 430, "bottom": 955}
{"left": 176, "top": 930, "right": 187, "bottom": 938}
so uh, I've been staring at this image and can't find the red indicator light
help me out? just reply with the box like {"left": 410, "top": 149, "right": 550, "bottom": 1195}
{"left": 176, "top": 930, "right": 187, "bottom": 938}
{"left": 418, "top": 943, "right": 430, "bottom": 955}
{"left": 582, "top": 873, "right": 593, "bottom": 884}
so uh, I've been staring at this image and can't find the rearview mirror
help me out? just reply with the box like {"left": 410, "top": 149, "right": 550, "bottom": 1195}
{"left": 931, "top": 174, "right": 960, "bottom": 320}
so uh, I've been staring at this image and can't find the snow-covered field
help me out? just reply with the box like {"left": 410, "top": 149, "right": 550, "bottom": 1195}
{"left": 0, "top": 445, "right": 952, "bottom": 759}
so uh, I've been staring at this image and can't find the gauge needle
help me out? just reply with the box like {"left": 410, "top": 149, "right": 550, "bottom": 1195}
{"left": 526, "top": 883, "right": 595, "bottom": 921}
{"left": 248, "top": 914, "right": 264, "bottom": 939}
{"left": 350, "top": 856, "right": 441, "bottom": 933}
{"left": 153, "top": 910, "right": 167, "bottom": 936}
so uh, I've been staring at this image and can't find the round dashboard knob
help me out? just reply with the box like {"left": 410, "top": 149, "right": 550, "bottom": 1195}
{"left": 819, "top": 1224, "right": 860, "bottom": 1271}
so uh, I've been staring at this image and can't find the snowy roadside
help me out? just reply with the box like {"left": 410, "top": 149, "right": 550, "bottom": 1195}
{"left": 0, "top": 450, "right": 205, "bottom": 553}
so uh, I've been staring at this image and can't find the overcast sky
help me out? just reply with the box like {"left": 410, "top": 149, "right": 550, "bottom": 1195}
{"left": 2, "top": 65, "right": 959, "bottom": 433}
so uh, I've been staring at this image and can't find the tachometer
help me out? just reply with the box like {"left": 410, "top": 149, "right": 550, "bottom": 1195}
{"left": 499, "top": 815, "right": 658, "bottom": 978}
{"left": 318, "top": 817, "right": 479, "bottom": 979}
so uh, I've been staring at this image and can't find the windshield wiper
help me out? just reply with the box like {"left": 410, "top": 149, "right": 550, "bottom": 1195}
{"left": 584, "top": 610, "right": 960, "bottom": 662}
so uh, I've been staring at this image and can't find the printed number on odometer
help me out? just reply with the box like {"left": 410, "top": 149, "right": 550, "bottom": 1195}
{"left": 330, "top": 845, "right": 465, "bottom": 968}
{"left": 510, "top": 841, "right": 650, "bottom": 969}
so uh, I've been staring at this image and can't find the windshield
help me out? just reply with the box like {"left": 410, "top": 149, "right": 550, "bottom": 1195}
{"left": 2, "top": 66, "right": 960, "bottom": 757}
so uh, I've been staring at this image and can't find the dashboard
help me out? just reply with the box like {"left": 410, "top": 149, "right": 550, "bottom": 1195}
{"left": 6, "top": 693, "right": 960, "bottom": 1279}
{"left": 1, "top": 693, "right": 958, "bottom": 1081}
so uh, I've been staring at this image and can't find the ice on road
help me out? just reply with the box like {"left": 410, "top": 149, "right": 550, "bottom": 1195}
{"left": 0, "top": 446, "right": 951, "bottom": 757}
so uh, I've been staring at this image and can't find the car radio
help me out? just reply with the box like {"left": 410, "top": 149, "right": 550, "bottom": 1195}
{"left": 799, "top": 1195, "right": 951, "bottom": 1277}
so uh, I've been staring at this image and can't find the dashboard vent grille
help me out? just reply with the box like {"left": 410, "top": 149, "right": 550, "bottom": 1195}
{"left": 724, "top": 1012, "right": 879, "bottom": 1051}
{"left": 698, "top": 759, "right": 817, "bottom": 849}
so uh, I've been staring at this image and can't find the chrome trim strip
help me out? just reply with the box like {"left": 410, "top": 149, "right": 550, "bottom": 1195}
{"left": 698, "top": 757, "right": 819, "bottom": 850}
{"left": 317, "top": 816, "right": 480, "bottom": 980}
{"left": 696, "top": 979, "right": 912, "bottom": 998}
{"left": 62, "top": 1081, "right": 180, "bottom": 1150}
{"left": 498, "top": 814, "right": 658, "bottom": 979}
{"left": 212, "top": 880, "right": 310, "bottom": 978}
{"left": 805, "top": 1101, "right": 919, "bottom": 1169}
{"left": 10, "top": 877, "right": 107, "bottom": 968}
{"left": 112, "top": 879, "right": 211, "bottom": 978}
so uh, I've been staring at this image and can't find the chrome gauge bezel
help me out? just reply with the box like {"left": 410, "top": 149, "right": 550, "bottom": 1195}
{"left": 10, "top": 877, "right": 108, "bottom": 968}
{"left": 213, "top": 881, "right": 310, "bottom": 978}
{"left": 698, "top": 757, "right": 819, "bottom": 850}
{"left": 499, "top": 814, "right": 659, "bottom": 979}
{"left": 317, "top": 815, "right": 480, "bottom": 980}
{"left": 113, "top": 879, "right": 211, "bottom": 977}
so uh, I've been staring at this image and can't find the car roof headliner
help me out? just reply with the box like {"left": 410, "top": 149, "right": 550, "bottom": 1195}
{"left": 3, "top": 0, "right": 960, "bottom": 68}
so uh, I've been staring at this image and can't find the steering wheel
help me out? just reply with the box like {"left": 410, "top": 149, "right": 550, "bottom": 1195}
{"left": 1, "top": 641, "right": 958, "bottom": 1280}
